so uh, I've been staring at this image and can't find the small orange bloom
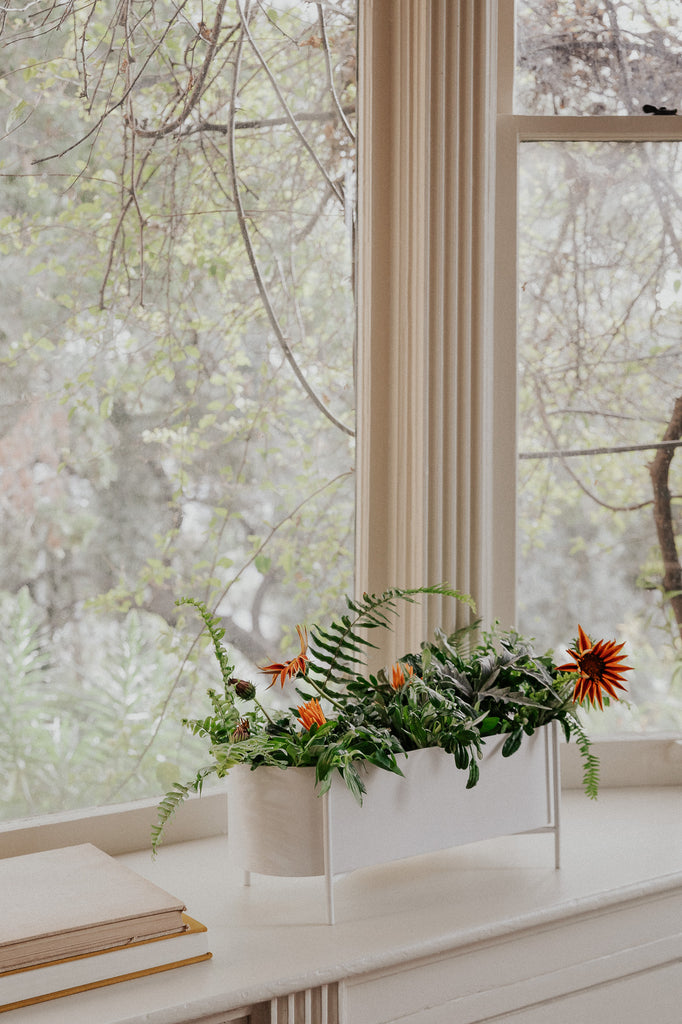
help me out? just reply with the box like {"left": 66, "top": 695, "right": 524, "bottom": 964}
{"left": 260, "top": 625, "right": 309, "bottom": 688}
{"left": 557, "top": 625, "right": 632, "bottom": 710}
{"left": 391, "top": 662, "right": 414, "bottom": 690}
{"left": 297, "top": 698, "right": 326, "bottom": 731}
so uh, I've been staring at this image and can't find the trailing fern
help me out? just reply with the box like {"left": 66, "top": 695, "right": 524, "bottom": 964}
{"left": 151, "top": 766, "right": 217, "bottom": 855}
{"left": 571, "top": 719, "right": 600, "bottom": 800}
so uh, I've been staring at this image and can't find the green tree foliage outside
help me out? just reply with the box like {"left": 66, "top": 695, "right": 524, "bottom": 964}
{"left": 0, "top": 1, "right": 356, "bottom": 818}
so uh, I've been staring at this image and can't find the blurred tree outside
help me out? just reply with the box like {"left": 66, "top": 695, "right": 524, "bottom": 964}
{"left": 0, "top": 0, "right": 356, "bottom": 819}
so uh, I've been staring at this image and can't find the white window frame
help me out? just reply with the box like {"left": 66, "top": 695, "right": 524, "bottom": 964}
{"left": 2, "top": 0, "right": 681, "bottom": 861}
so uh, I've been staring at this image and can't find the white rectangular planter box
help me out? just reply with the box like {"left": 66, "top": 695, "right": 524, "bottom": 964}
{"left": 228, "top": 724, "right": 560, "bottom": 923}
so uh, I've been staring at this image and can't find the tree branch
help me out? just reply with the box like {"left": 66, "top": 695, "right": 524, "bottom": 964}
{"left": 226, "top": 11, "right": 354, "bottom": 438}
{"left": 316, "top": 2, "right": 354, "bottom": 142}
{"left": 530, "top": 383, "right": 655, "bottom": 513}
{"left": 132, "top": 0, "right": 234, "bottom": 140}
{"left": 520, "top": 439, "right": 682, "bottom": 460}
{"left": 236, "top": 0, "right": 344, "bottom": 205}
{"left": 181, "top": 104, "right": 356, "bottom": 135}
{"left": 648, "top": 396, "right": 682, "bottom": 640}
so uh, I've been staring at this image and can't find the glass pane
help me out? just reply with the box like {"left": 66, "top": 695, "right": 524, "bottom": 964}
{"left": 0, "top": 1, "right": 356, "bottom": 819}
{"left": 518, "top": 141, "right": 682, "bottom": 733}
{"left": 516, "top": 0, "right": 682, "bottom": 115}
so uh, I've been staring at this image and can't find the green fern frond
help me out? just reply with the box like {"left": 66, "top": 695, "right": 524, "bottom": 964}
{"left": 176, "top": 597, "right": 235, "bottom": 685}
{"left": 307, "top": 585, "right": 474, "bottom": 690}
{"left": 571, "top": 720, "right": 600, "bottom": 800}
{"left": 151, "top": 765, "right": 216, "bottom": 855}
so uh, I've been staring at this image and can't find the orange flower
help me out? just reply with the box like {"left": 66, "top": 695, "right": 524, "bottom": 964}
{"left": 557, "top": 625, "right": 631, "bottom": 709}
{"left": 297, "top": 698, "right": 326, "bottom": 731}
{"left": 260, "top": 625, "right": 308, "bottom": 688}
{"left": 391, "top": 662, "right": 414, "bottom": 690}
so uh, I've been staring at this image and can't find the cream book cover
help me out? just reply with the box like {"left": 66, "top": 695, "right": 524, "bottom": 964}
{"left": 1, "top": 843, "right": 187, "bottom": 972}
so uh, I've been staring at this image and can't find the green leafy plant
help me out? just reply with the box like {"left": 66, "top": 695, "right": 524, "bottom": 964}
{"left": 152, "top": 586, "right": 631, "bottom": 853}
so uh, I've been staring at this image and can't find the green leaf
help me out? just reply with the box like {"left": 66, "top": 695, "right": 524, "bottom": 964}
{"left": 254, "top": 554, "right": 271, "bottom": 574}
{"left": 501, "top": 729, "right": 523, "bottom": 757}
{"left": 466, "top": 758, "right": 480, "bottom": 788}
{"left": 6, "top": 99, "right": 30, "bottom": 132}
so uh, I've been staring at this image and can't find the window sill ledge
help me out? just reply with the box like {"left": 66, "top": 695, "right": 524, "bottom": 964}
{"left": 11, "top": 786, "right": 682, "bottom": 1023}
{"left": 3, "top": 734, "right": 680, "bottom": 863}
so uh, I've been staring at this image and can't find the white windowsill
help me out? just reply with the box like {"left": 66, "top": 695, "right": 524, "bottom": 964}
{"left": 7, "top": 784, "right": 681, "bottom": 1023}
{"left": 3, "top": 735, "right": 681, "bottom": 862}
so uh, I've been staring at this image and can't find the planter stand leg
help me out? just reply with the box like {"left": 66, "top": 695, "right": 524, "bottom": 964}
{"left": 551, "top": 720, "right": 562, "bottom": 870}
{"left": 243, "top": 870, "right": 251, "bottom": 887}
{"left": 323, "top": 791, "right": 335, "bottom": 925}
{"left": 325, "top": 866, "right": 335, "bottom": 926}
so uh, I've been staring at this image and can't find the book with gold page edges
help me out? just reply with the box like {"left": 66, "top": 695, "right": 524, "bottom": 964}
{"left": 0, "top": 914, "right": 211, "bottom": 1013}
{"left": 1, "top": 843, "right": 188, "bottom": 972}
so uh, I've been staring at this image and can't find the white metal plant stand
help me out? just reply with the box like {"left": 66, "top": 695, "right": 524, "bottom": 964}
{"left": 229, "top": 723, "right": 561, "bottom": 924}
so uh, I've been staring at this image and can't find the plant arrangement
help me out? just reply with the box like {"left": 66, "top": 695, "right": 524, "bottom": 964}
{"left": 152, "top": 585, "right": 631, "bottom": 853}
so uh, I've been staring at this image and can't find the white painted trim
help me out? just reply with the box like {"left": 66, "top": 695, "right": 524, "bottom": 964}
{"left": 2, "top": 736, "right": 679, "bottom": 860}
{"left": 561, "top": 734, "right": 682, "bottom": 790}
{"left": 0, "top": 785, "right": 228, "bottom": 859}
{"left": 338, "top": 877, "right": 682, "bottom": 1024}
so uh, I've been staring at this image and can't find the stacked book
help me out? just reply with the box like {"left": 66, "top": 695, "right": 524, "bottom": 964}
{"left": 0, "top": 843, "right": 211, "bottom": 1013}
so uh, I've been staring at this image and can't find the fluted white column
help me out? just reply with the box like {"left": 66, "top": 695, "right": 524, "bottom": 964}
{"left": 355, "top": 0, "right": 502, "bottom": 659}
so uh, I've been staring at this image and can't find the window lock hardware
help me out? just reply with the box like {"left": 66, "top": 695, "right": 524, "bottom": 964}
{"left": 642, "top": 104, "right": 678, "bottom": 115}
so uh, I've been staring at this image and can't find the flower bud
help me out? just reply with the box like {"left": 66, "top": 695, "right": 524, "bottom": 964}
{"left": 234, "top": 679, "right": 256, "bottom": 700}
{"left": 231, "top": 718, "right": 250, "bottom": 742}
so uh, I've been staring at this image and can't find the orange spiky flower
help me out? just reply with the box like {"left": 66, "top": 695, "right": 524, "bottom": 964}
{"left": 391, "top": 662, "right": 414, "bottom": 690}
{"left": 557, "top": 625, "right": 632, "bottom": 709}
{"left": 297, "top": 698, "right": 326, "bottom": 731}
{"left": 259, "top": 625, "right": 309, "bottom": 688}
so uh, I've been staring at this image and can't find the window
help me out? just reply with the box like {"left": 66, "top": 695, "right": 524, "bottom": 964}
{"left": 504, "top": 0, "right": 682, "bottom": 735}
{"left": 2, "top": 0, "right": 679, "bottom": 857}
{"left": 0, "top": 1, "right": 356, "bottom": 822}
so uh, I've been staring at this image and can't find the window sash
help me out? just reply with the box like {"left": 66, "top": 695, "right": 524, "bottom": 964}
{"left": 497, "top": 0, "right": 682, "bottom": 743}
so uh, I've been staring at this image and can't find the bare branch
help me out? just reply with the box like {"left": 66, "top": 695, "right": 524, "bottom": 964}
{"left": 520, "top": 439, "right": 682, "bottom": 460}
{"left": 226, "top": 12, "right": 354, "bottom": 437}
{"left": 133, "top": 0, "right": 234, "bottom": 140}
{"left": 186, "top": 104, "right": 355, "bottom": 135}
{"left": 316, "top": 2, "right": 354, "bottom": 142}
{"left": 530, "top": 383, "right": 654, "bottom": 514}
{"left": 31, "top": 0, "right": 194, "bottom": 165}
{"left": 236, "top": 0, "right": 344, "bottom": 205}
{"left": 304, "top": 0, "right": 353, "bottom": 22}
